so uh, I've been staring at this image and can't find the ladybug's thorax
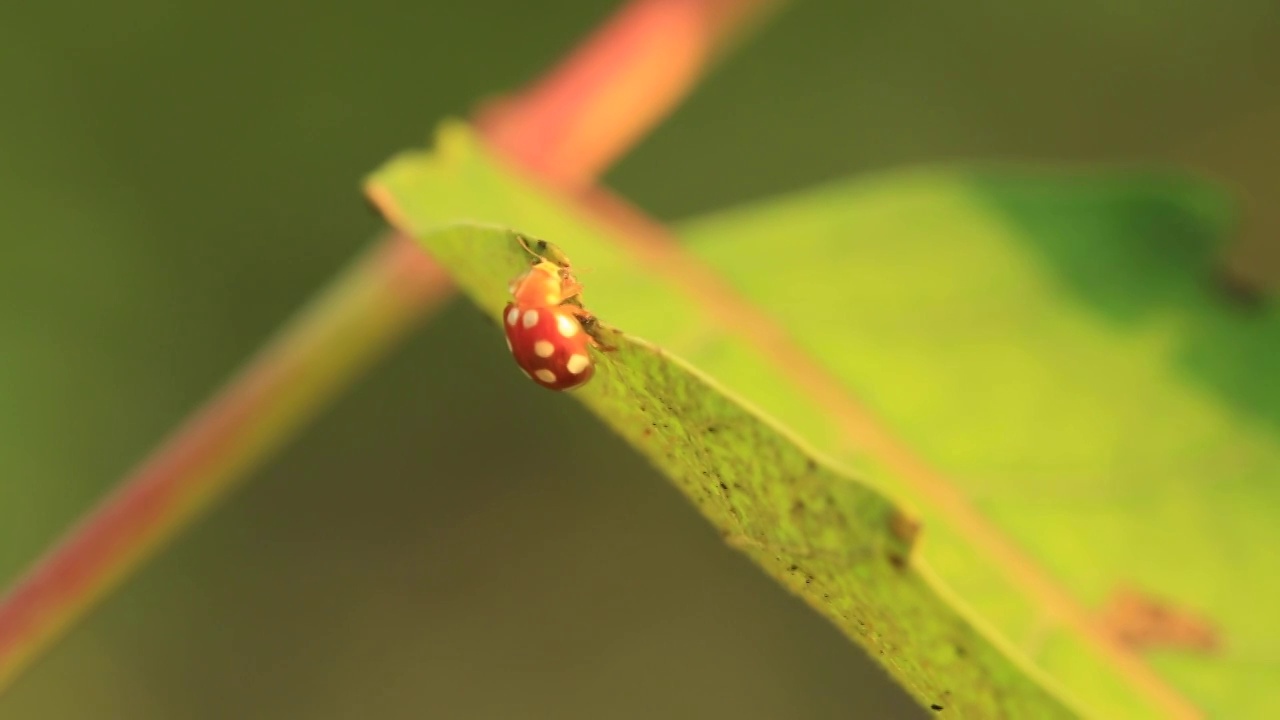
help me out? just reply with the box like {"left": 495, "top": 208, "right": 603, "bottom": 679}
{"left": 509, "top": 261, "right": 566, "bottom": 307}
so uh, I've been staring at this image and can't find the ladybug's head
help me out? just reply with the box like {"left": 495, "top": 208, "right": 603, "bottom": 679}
{"left": 517, "top": 234, "right": 574, "bottom": 269}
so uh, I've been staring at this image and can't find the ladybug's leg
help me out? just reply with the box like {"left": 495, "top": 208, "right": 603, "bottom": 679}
{"left": 515, "top": 234, "right": 549, "bottom": 266}
{"left": 558, "top": 277, "right": 585, "bottom": 305}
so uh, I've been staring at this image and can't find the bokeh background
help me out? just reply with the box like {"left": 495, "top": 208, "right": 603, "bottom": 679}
{"left": 2, "top": 1, "right": 1277, "bottom": 718}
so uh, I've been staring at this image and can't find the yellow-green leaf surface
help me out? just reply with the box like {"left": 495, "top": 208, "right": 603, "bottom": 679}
{"left": 367, "top": 123, "right": 1081, "bottom": 718}
{"left": 676, "top": 170, "right": 1277, "bottom": 720}
{"left": 366, "top": 120, "right": 1254, "bottom": 712}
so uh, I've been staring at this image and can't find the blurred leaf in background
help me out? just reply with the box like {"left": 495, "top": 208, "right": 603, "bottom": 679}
{"left": 1, "top": 0, "right": 1277, "bottom": 718}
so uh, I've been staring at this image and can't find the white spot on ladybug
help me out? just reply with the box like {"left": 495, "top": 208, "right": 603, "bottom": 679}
{"left": 535, "top": 369, "right": 556, "bottom": 383}
{"left": 523, "top": 309, "right": 540, "bottom": 328}
{"left": 534, "top": 340, "right": 554, "bottom": 358}
{"left": 566, "top": 353, "right": 589, "bottom": 374}
{"left": 556, "top": 314, "right": 578, "bottom": 337}
{"left": 506, "top": 307, "right": 519, "bottom": 326}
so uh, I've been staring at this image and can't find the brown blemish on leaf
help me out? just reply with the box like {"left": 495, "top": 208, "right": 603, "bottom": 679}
{"left": 1100, "top": 585, "right": 1221, "bottom": 654}
{"left": 890, "top": 509, "right": 922, "bottom": 547}
{"left": 1213, "top": 262, "right": 1272, "bottom": 313}
{"left": 886, "top": 510, "right": 920, "bottom": 570}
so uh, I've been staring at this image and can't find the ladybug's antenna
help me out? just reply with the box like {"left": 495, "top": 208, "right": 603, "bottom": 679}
{"left": 515, "top": 235, "right": 541, "bottom": 263}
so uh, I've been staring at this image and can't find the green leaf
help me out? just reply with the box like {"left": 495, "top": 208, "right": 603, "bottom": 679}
{"left": 368, "top": 121, "right": 1270, "bottom": 718}
{"left": 675, "top": 168, "right": 1276, "bottom": 720}
{"left": 368, "top": 122, "right": 1084, "bottom": 718}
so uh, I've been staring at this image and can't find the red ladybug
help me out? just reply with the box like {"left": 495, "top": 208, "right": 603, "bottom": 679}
{"left": 502, "top": 301, "right": 595, "bottom": 391}
{"left": 501, "top": 241, "right": 600, "bottom": 391}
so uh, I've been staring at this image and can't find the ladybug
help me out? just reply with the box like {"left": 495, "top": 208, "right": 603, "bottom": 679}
{"left": 501, "top": 237, "right": 602, "bottom": 391}
{"left": 502, "top": 301, "right": 595, "bottom": 390}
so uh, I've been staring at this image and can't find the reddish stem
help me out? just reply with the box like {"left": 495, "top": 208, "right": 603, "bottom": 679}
{"left": 477, "top": 0, "right": 781, "bottom": 188}
{"left": 0, "top": 0, "right": 780, "bottom": 694}
{"left": 0, "top": 235, "right": 449, "bottom": 688}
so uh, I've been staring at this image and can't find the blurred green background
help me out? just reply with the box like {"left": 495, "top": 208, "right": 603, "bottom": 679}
{"left": 1, "top": 1, "right": 1276, "bottom": 718}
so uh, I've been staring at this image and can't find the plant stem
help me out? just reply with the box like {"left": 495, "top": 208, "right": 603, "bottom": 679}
{"left": 0, "top": 0, "right": 781, "bottom": 695}
{"left": 0, "top": 234, "right": 449, "bottom": 690}
{"left": 476, "top": 0, "right": 784, "bottom": 188}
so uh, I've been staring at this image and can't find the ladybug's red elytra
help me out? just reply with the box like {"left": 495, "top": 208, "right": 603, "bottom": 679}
{"left": 502, "top": 302, "right": 595, "bottom": 390}
{"left": 501, "top": 237, "right": 605, "bottom": 391}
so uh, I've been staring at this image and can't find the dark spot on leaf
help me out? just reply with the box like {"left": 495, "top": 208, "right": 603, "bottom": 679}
{"left": 805, "top": 458, "right": 817, "bottom": 472}
{"left": 706, "top": 425, "right": 719, "bottom": 433}
{"left": 931, "top": 704, "right": 944, "bottom": 711}
{"left": 787, "top": 564, "right": 799, "bottom": 572}
{"left": 889, "top": 510, "right": 922, "bottom": 546}
{"left": 887, "top": 552, "right": 907, "bottom": 570}
{"left": 1212, "top": 265, "right": 1270, "bottom": 312}
{"left": 954, "top": 644, "right": 967, "bottom": 658}
{"left": 719, "top": 482, "right": 728, "bottom": 491}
